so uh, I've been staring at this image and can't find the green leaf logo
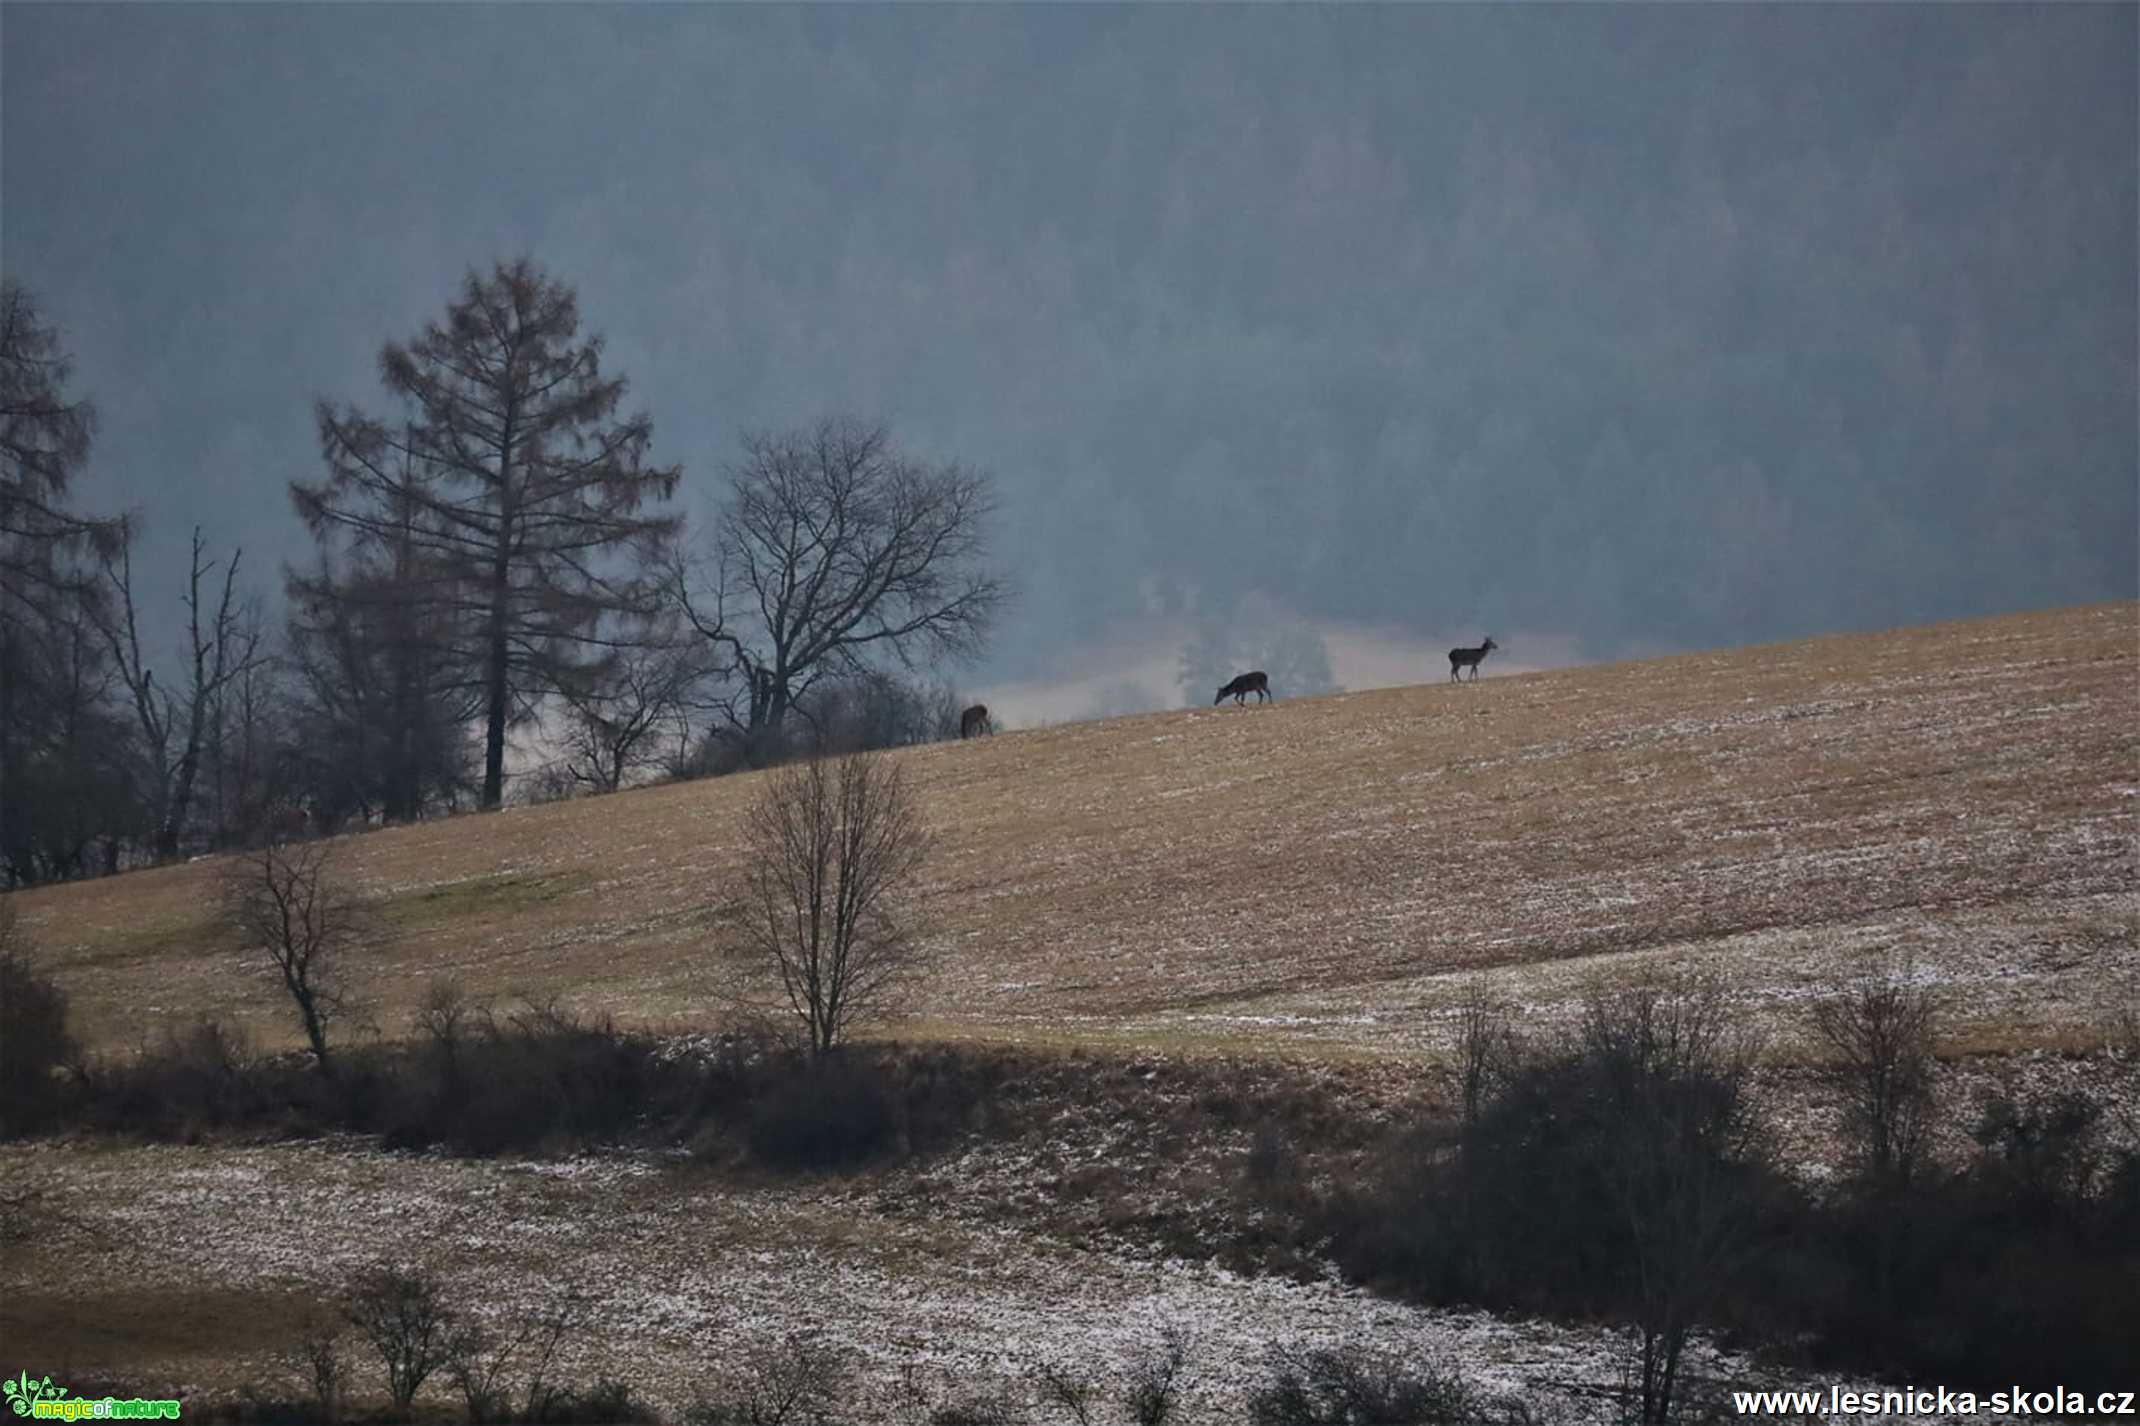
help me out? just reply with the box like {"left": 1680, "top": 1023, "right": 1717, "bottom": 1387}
{"left": 3, "top": 1373, "right": 67, "bottom": 1416}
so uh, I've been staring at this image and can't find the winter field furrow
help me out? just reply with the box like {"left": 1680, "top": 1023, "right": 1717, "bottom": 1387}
{"left": 7, "top": 603, "right": 2135, "bottom": 1423}
{"left": 0, "top": 1140, "right": 1897, "bottom": 1423}
{"left": 14, "top": 601, "right": 2134, "bottom": 1060}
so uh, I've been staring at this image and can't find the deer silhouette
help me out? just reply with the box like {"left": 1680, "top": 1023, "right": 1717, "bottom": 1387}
{"left": 1448, "top": 637, "right": 1498, "bottom": 683}
{"left": 960, "top": 704, "right": 993, "bottom": 739}
{"left": 1215, "top": 671, "right": 1272, "bottom": 705}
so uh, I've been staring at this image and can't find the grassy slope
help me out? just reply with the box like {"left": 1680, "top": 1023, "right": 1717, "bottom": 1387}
{"left": 5, "top": 601, "right": 2136, "bottom": 1417}
{"left": 15, "top": 600, "right": 2137, "bottom": 1061}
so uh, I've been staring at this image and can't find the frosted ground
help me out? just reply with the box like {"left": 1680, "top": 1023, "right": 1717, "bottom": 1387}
{"left": 5, "top": 603, "right": 2134, "bottom": 1421}
{"left": 13, "top": 605, "right": 2132, "bottom": 1059}
{"left": 5, "top": 1139, "right": 1912, "bottom": 1423}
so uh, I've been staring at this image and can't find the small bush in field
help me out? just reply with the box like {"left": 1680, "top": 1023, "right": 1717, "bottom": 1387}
{"left": 687, "top": 1333, "right": 852, "bottom": 1426}
{"left": 107, "top": 1016, "right": 262, "bottom": 1137}
{"left": 1808, "top": 949, "right": 1938, "bottom": 1188}
{"left": 344, "top": 1267, "right": 455, "bottom": 1415}
{"left": 745, "top": 1056, "right": 898, "bottom": 1170}
{"left": 387, "top": 997, "right": 666, "bottom": 1156}
{"left": 1124, "top": 1326, "right": 1190, "bottom": 1426}
{"left": 0, "top": 902, "right": 76, "bottom": 1137}
{"left": 1246, "top": 1341, "right": 1480, "bottom": 1426}
{"left": 1969, "top": 1089, "right": 2108, "bottom": 1215}
{"left": 541, "top": 1377, "right": 660, "bottom": 1423}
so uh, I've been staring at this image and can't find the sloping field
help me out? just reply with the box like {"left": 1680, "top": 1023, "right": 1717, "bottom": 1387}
{"left": 0, "top": 1138, "right": 1896, "bottom": 1422}
{"left": 14, "top": 601, "right": 2137, "bottom": 1061}
{"left": 6, "top": 603, "right": 2136, "bottom": 1421}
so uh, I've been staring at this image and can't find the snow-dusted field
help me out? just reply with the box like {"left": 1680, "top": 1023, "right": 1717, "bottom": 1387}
{"left": 0, "top": 1139, "right": 1907, "bottom": 1423}
{"left": 13, "top": 601, "right": 2134, "bottom": 1063}
{"left": 6, "top": 603, "right": 2134, "bottom": 1421}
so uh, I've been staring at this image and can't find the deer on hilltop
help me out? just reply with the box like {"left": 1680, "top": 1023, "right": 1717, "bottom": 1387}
{"left": 960, "top": 704, "right": 993, "bottom": 739}
{"left": 1449, "top": 637, "right": 1498, "bottom": 683}
{"left": 1215, "top": 671, "right": 1272, "bottom": 705}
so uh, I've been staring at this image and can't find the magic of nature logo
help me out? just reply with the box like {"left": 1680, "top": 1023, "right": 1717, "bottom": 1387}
{"left": 3, "top": 1374, "right": 180, "bottom": 1420}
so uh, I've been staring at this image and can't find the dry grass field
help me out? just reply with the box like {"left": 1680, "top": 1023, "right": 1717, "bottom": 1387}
{"left": 13, "top": 600, "right": 2136, "bottom": 1063}
{"left": 5, "top": 602, "right": 2136, "bottom": 1421}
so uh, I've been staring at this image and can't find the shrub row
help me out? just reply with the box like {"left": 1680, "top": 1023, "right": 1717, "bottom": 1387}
{"left": 4, "top": 975, "right": 1010, "bottom": 1171}
{"left": 1272, "top": 975, "right": 2140, "bottom": 1412}
{"left": 217, "top": 1268, "right": 1524, "bottom": 1426}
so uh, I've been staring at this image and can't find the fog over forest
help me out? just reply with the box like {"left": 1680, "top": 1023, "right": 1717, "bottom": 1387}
{"left": 5, "top": 4, "right": 2133, "bottom": 723}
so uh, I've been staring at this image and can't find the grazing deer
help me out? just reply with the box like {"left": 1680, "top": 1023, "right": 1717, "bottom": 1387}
{"left": 1215, "top": 671, "right": 1272, "bottom": 705}
{"left": 960, "top": 703, "right": 993, "bottom": 739}
{"left": 1448, "top": 637, "right": 1498, "bottom": 683}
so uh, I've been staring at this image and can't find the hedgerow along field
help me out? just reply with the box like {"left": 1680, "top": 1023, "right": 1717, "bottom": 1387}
{"left": 12, "top": 599, "right": 2136, "bottom": 1065}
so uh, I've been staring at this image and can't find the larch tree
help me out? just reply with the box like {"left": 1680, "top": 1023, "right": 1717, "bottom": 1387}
{"left": 0, "top": 280, "right": 122, "bottom": 630}
{"left": 286, "top": 436, "right": 483, "bottom": 826}
{"left": 285, "top": 547, "right": 481, "bottom": 828}
{"left": 293, "top": 258, "right": 682, "bottom": 809}
{"left": 0, "top": 280, "right": 130, "bottom": 885}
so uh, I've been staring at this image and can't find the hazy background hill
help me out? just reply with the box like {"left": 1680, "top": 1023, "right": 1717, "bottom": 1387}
{"left": 5, "top": 4, "right": 2133, "bottom": 708}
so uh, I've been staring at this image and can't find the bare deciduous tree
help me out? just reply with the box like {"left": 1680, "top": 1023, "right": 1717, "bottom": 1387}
{"left": 97, "top": 527, "right": 263, "bottom": 861}
{"left": 198, "top": 611, "right": 296, "bottom": 849}
{"left": 1580, "top": 972, "right": 1766, "bottom": 1426}
{"left": 446, "top": 1289, "right": 588, "bottom": 1424}
{"left": 1447, "top": 977, "right": 1519, "bottom": 1131}
{"left": 1031, "top": 1360, "right": 1098, "bottom": 1426}
{"left": 286, "top": 438, "right": 483, "bottom": 827}
{"left": 288, "top": 1317, "right": 344, "bottom": 1424}
{"left": 692, "top": 1333, "right": 851, "bottom": 1426}
{"left": 222, "top": 837, "right": 367, "bottom": 1072}
{"left": 345, "top": 1267, "right": 456, "bottom": 1416}
{"left": 1809, "top": 948, "right": 1939, "bottom": 1188}
{"left": 294, "top": 258, "right": 682, "bottom": 809}
{"left": 1125, "top": 1325, "right": 1191, "bottom": 1426}
{"left": 732, "top": 751, "right": 932, "bottom": 1057}
{"left": 673, "top": 418, "right": 1004, "bottom": 763}
{"left": 556, "top": 630, "right": 710, "bottom": 793}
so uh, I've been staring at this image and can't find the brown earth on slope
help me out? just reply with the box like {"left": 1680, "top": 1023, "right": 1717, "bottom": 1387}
{"left": 12, "top": 600, "right": 2135, "bottom": 1061}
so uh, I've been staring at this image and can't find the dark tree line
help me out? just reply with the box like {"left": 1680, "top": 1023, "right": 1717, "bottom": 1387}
{"left": 0, "top": 261, "right": 1004, "bottom": 886}
{"left": 1, "top": 279, "right": 131, "bottom": 885}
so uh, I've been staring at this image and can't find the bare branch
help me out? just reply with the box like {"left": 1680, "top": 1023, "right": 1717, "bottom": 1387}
{"left": 1808, "top": 947, "right": 1939, "bottom": 1188}
{"left": 676, "top": 418, "right": 1005, "bottom": 762}
{"left": 726, "top": 751, "right": 933, "bottom": 1055}
{"left": 220, "top": 837, "right": 371, "bottom": 1071}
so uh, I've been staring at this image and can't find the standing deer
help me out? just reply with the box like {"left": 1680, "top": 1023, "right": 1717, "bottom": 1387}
{"left": 1448, "top": 637, "right": 1498, "bottom": 683}
{"left": 960, "top": 704, "right": 993, "bottom": 739}
{"left": 1215, "top": 671, "right": 1272, "bottom": 705}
